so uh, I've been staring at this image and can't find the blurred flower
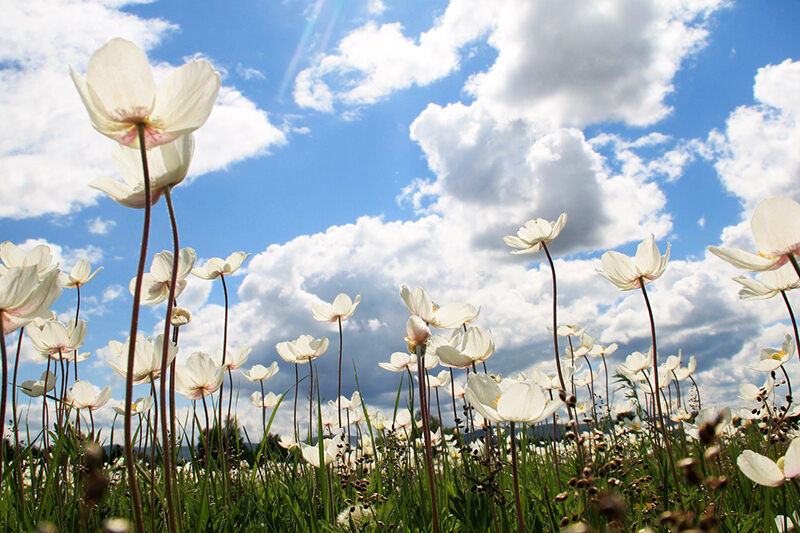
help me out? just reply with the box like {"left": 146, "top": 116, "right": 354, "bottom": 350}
{"left": 192, "top": 252, "right": 250, "bottom": 280}
{"left": 59, "top": 259, "right": 102, "bottom": 288}
{"left": 0, "top": 266, "right": 62, "bottom": 333}
{"left": 739, "top": 375, "right": 775, "bottom": 403}
{"left": 241, "top": 362, "right": 279, "bottom": 382}
{"left": 174, "top": 352, "right": 224, "bottom": 400}
{"left": 0, "top": 242, "right": 57, "bottom": 277}
{"left": 557, "top": 324, "right": 586, "bottom": 337}
{"left": 311, "top": 293, "right": 361, "bottom": 322}
{"left": 673, "top": 355, "right": 697, "bottom": 381}
{"left": 111, "top": 396, "right": 153, "bottom": 415}
{"left": 503, "top": 213, "right": 567, "bottom": 254}
{"left": 597, "top": 235, "right": 670, "bottom": 291}
{"left": 709, "top": 197, "right": 800, "bottom": 272}
{"left": 276, "top": 334, "right": 328, "bottom": 364}
{"left": 20, "top": 371, "right": 57, "bottom": 398}
{"left": 70, "top": 38, "right": 220, "bottom": 148}
{"left": 129, "top": 248, "right": 196, "bottom": 305}
{"left": 300, "top": 433, "right": 345, "bottom": 468}
{"left": 92, "top": 135, "right": 195, "bottom": 209}
{"left": 68, "top": 380, "right": 112, "bottom": 411}
{"left": 405, "top": 316, "right": 431, "bottom": 346}
{"left": 170, "top": 307, "right": 191, "bottom": 326}
{"left": 737, "top": 437, "right": 800, "bottom": 487}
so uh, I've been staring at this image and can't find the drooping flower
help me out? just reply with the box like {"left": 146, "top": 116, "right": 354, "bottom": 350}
{"left": 737, "top": 437, "right": 800, "bottom": 487}
{"left": 597, "top": 235, "right": 670, "bottom": 291}
{"left": 192, "top": 252, "right": 250, "bottom": 280}
{"left": 129, "top": 248, "right": 196, "bottom": 305}
{"left": 311, "top": 293, "right": 361, "bottom": 322}
{"left": 92, "top": 134, "right": 195, "bottom": 209}
{"left": 708, "top": 197, "right": 800, "bottom": 272}
{"left": 275, "top": 334, "right": 329, "bottom": 364}
{"left": 59, "top": 259, "right": 103, "bottom": 288}
{"left": 503, "top": 213, "right": 567, "bottom": 254}
{"left": 70, "top": 38, "right": 220, "bottom": 148}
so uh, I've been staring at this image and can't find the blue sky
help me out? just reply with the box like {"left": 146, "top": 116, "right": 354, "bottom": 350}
{"left": 3, "top": 0, "right": 800, "bottom": 439}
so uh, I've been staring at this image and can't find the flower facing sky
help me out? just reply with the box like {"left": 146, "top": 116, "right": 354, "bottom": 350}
{"left": 129, "top": 248, "right": 196, "bottom": 306}
{"left": 311, "top": 293, "right": 361, "bottom": 322}
{"left": 59, "top": 259, "right": 102, "bottom": 289}
{"left": 503, "top": 213, "right": 567, "bottom": 254}
{"left": 709, "top": 197, "right": 800, "bottom": 272}
{"left": 464, "top": 373, "right": 562, "bottom": 424}
{"left": 192, "top": 252, "right": 250, "bottom": 280}
{"left": 70, "top": 38, "right": 221, "bottom": 148}
{"left": 275, "top": 334, "right": 329, "bottom": 364}
{"left": 597, "top": 234, "right": 671, "bottom": 291}
{"left": 399, "top": 285, "right": 478, "bottom": 329}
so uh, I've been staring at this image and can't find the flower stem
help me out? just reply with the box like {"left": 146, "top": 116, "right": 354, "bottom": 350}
{"left": 124, "top": 123, "right": 150, "bottom": 533}
{"left": 510, "top": 422, "right": 526, "bottom": 533}
{"left": 220, "top": 274, "right": 230, "bottom": 427}
{"left": 337, "top": 317, "right": 343, "bottom": 429}
{"left": 159, "top": 188, "right": 180, "bottom": 533}
{"left": 780, "top": 290, "right": 800, "bottom": 368}
{"left": 416, "top": 344, "right": 440, "bottom": 533}
{"left": 0, "top": 318, "right": 8, "bottom": 484}
{"left": 639, "top": 279, "right": 682, "bottom": 502}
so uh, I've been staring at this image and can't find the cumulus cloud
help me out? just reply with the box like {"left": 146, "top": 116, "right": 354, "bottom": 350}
{"left": 0, "top": 0, "right": 285, "bottom": 220}
{"left": 295, "top": 0, "right": 725, "bottom": 130}
{"left": 710, "top": 59, "right": 800, "bottom": 213}
{"left": 87, "top": 216, "right": 116, "bottom": 235}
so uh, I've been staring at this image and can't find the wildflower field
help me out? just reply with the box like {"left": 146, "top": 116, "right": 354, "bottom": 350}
{"left": 3, "top": 37, "right": 800, "bottom": 533}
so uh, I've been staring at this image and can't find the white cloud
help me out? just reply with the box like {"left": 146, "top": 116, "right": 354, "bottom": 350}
{"left": 294, "top": 0, "right": 725, "bottom": 129}
{"left": 710, "top": 59, "right": 800, "bottom": 212}
{"left": 0, "top": 0, "right": 285, "bottom": 220}
{"left": 88, "top": 216, "right": 116, "bottom": 235}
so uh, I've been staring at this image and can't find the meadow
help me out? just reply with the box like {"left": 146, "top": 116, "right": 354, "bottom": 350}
{"left": 1, "top": 37, "right": 799, "bottom": 533}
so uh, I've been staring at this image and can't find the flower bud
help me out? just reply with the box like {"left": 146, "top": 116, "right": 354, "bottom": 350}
{"left": 406, "top": 316, "right": 430, "bottom": 345}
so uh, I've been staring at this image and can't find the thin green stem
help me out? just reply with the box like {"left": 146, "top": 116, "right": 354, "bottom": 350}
{"left": 780, "top": 290, "right": 800, "bottom": 368}
{"left": 415, "top": 344, "right": 440, "bottom": 533}
{"left": 123, "top": 122, "right": 150, "bottom": 533}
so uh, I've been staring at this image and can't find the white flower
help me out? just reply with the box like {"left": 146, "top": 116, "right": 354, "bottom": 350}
{"left": 503, "top": 213, "right": 567, "bottom": 254}
{"left": 597, "top": 235, "right": 670, "bottom": 291}
{"left": 311, "top": 293, "right": 361, "bottom": 322}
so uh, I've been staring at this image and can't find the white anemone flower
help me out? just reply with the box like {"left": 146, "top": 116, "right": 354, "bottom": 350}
{"left": 436, "top": 326, "right": 495, "bottom": 369}
{"left": 738, "top": 438, "right": 800, "bottom": 487}
{"left": 20, "top": 371, "right": 57, "bottom": 398}
{"left": 68, "top": 381, "right": 112, "bottom": 411}
{"left": 192, "top": 252, "right": 250, "bottom": 280}
{"left": 733, "top": 262, "right": 800, "bottom": 300}
{"left": 597, "top": 235, "right": 670, "bottom": 291}
{"left": 709, "top": 197, "right": 800, "bottom": 272}
{"left": 70, "top": 38, "right": 220, "bottom": 148}
{"left": 59, "top": 259, "right": 102, "bottom": 288}
{"left": 241, "top": 362, "right": 279, "bottom": 382}
{"left": 174, "top": 352, "right": 224, "bottom": 400}
{"left": 93, "top": 135, "right": 195, "bottom": 209}
{"left": 129, "top": 248, "right": 196, "bottom": 305}
{"left": 311, "top": 293, "right": 361, "bottom": 322}
{"left": 399, "top": 285, "right": 479, "bottom": 329}
{"left": 276, "top": 334, "right": 328, "bottom": 364}
{"left": 751, "top": 335, "right": 795, "bottom": 372}
{"left": 464, "top": 373, "right": 562, "bottom": 424}
{"left": 503, "top": 213, "right": 567, "bottom": 254}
